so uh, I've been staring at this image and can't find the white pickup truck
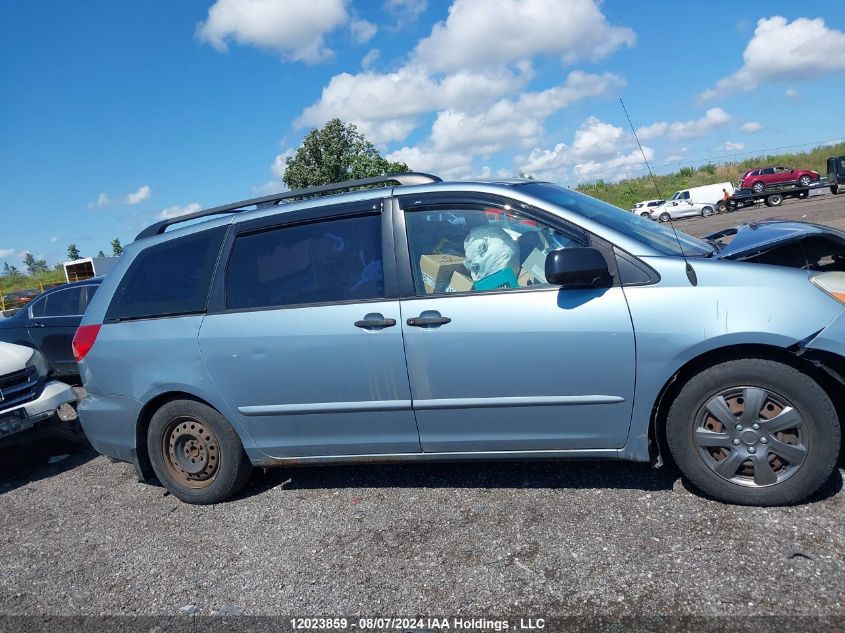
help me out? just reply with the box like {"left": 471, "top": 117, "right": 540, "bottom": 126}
{"left": 0, "top": 342, "right": 82, "bottom": 448}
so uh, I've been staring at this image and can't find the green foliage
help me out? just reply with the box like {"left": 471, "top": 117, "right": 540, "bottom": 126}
{"left": 22, "top": 252, "right": 48, "bottom": 275}
{"left": 97, "top": 250, "right": 106, "bottom": 258}
{"left": 283, "top": 118, "right": 409, "bottom": 190}
{"left": 577, "top": 142, "right": 845, "bottom": 210}
{"left": 111, "top": 237, "right": 123, "bottom": 256}
{"left": 67, "top": 243, "right": 81, "bottom": 260}
{"left": 3, "top": 262, "right": 21, "bottom": 278}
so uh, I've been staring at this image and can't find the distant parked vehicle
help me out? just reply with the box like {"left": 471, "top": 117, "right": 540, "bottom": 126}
{"left": 740, "top": 166, "right": 820, "bottom": 193}
{"left": 1, "top": 289, "right": 40, "bottom": 310}
{"left": 631, "top": 199, "right": 665, "bottom": 217}
{"left": 828, "top": 155, "right": 845, "bottom": 195}
{"left": 650, "top": 199, "right": 717, "bottom": 222}
{"left": 0, "top": 278, "right": 102, "bottom": 377}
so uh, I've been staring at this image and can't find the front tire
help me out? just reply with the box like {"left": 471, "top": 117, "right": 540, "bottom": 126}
{"left": 666, "top": 359, "right": 840, "bottom": 506}
{"left": 701, "top": 206, "right": 714, "bottom": 217}
{"left": 799, "top": 175, "right": 812, "bottom": 187}
{"left": 148, "top": 399, "right": 253, "bottom": 504}
{"left": 831, "top": 185, "right": 839, "bottom": 195}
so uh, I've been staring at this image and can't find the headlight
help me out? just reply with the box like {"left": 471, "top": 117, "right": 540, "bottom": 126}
{"left": 811, "top": 272, "right": 845, "bottom": 305}
{"left": 25, "top": 350, "right": 50, "bottom": 377}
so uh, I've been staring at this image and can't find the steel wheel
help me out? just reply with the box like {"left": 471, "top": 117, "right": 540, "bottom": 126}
{"left": 694, "top": 386, "right": 806, "bottom": 488}
{"left": 161, "top": 416, "right": 220, "bottom": 489}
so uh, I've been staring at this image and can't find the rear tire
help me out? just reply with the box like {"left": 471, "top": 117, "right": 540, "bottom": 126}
{"left": 751, "top": 181, "right": 765, "bottom": 193}
{"left": 640, "top": 212, "right": 650, "bottom": 218}
{"left": 765, "top": 193, "right": 783, "bottom": 207}
{"left": 659, "top": 212, "right": 671, "bottom": 223}
{"left": 831, "top": 185, "right": 839, "bottom": 195}
{"left": 148, "top": 399, "right": 253, "bottom": 504}
{"left": 666, "top": 358, "right": 840, "bottom": 506}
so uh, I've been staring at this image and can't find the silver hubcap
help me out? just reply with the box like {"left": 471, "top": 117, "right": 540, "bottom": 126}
{"left": 694, "top": 386, "right": 807, "bottom": 487}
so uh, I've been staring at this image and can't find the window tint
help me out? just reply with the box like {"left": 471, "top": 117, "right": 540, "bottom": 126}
{"left": 29, "top": 296, "right": 46, "bottom": 318}
{"left": 404, "top": 202, "right": 586, "bottom": 295}
{"left": 44, "top": 287, "right": 84, "bottom": 317}
{"left": 762, "top": 168, "right": 775, "bottom": 175}
{"left": 106, "top": 226, "right": 226, "bottom": 322}
{"left": 226, "top": 214, "right": 383, "bottom": 310}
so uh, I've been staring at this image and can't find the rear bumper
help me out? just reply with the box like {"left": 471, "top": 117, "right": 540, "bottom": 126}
{"left": 78, "top": 392, "right": 143, "bottom": 473}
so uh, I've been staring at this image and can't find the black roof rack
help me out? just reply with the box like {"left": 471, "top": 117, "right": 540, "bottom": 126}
{"left": 135, "top": 172, "right": 442, "bottom": 241}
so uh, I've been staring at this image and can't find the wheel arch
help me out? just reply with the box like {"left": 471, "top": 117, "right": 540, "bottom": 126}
{"left": 648, "top": 343, "right": 845, "bottom": 468}
{"left": 135, "top": 390, "right": 227, "bottom": 482}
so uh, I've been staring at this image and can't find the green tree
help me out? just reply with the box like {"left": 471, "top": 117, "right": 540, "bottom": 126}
{"left": 3, "top": 262, "right": 21, "bottom": 278}
{"left": 97, "top": 250, "right": 106, "bottom": 258}
{"left": 111, "top": 237, "right": 123, "bottom": 256}
{"left": 282, "top": 118, "right": 409, "bottom": 190}
{"left": 67, "top": 243, "right": 81, "bottom": 260}
{"left": 23, "top": 252, "right": 37, "bottom": 275}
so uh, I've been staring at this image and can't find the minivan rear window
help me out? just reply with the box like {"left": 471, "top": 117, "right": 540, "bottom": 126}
{"left": 105, "top": 226, "right": 226, "bottom": 322}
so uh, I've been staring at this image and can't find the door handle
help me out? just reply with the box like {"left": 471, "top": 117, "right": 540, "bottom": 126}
{"left": 354, "top": 313, "right": 396, "bottom": 330}
{"left": 407, "top": 315, "right": 451, "bottom": 327}
{"left": 31, "top": 321, "right": 45, "bottom": 328}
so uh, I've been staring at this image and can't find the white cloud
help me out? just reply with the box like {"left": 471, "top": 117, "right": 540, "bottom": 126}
{"left": 88, "top": 192, "right": 112, "bottom": 209}
{"left": 785, "top": 88, "right": 800, "bottom": 100}
{"left": 740, "top": 121, "right": 763, "bottom": 133}
{"left": 700, "top": 16, "right": 845, "bottom": 100}
{"left": 720, "top": 141, "right": 745, "bottom": 151}
{"left": 636, "top": 108, "right": 731, "bottom": 141}
{"left": 412, "top": 0, "right": 635, "bottom": 72}
{"left": 297, "top": 65, "right": 529, "bottom": 144}
{"left": 156, "top": 203, "right": 202, "bottom": 221}
{"left": 349, "top": 19, "right": 377, "bottom": 44}
{"left": 125, "top": 185, "right": 151, "bottom": 205}
{"left": 429, "top": 72, "right": 624, "bottom": 155}
{"left": 383, "top": 0, "right": 427, "bottom": 29}
{"left": 0, "top": 249, "right": 17, "bottom": 259}
{"left": 386, "top": 145, "right": 475, "bottom": 180}
{"left": 361, "top": 48, "right": 380, "bottom": 70}
{"left": 49, "top": 236, "right": 59, "bottom": 244}
{"left": 197, "top": 0, "right": 350, "bottom": 64}
{"left": 519, "top": 116, "right": 652, "bottom": 183}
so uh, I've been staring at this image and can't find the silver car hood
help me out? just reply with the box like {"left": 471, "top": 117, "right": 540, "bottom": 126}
{"left": 0, "top": 341, "right": 33, "bottom": 375}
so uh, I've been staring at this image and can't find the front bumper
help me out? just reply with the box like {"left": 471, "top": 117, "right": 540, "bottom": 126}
{"left": 0, "top": 380, "right": 78, "bottom": 443}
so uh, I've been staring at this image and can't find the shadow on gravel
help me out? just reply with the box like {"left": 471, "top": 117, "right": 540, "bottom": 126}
{"left": 237, "top": 459, "right": 677, "bottom": 500}
{"left": 0, "top": 442, "right": 97, "bottom": 496}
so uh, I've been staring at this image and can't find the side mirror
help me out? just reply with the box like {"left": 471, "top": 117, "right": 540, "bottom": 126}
{"left": 545, "top": 247, "right": 613, "bottom": 289}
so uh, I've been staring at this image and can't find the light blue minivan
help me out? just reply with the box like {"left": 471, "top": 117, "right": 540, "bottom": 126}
{"left": 75, "top": 173, "right": 845, "bottom": 505}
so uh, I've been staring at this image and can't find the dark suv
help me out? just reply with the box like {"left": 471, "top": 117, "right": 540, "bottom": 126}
{"left": 0, "top": 278, "right": 102, "bottom": 377}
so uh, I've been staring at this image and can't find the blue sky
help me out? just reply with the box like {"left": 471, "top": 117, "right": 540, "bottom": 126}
{"left": 1, "top": 0, "right": 844, "bottom": 267}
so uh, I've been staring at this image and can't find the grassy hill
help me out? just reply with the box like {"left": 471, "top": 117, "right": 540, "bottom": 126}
{"left": 577, "top": 142, "right": 845, "bottom": 210}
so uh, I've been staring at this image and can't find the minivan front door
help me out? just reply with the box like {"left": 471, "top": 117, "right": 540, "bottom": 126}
{"left": 199, "top": 204, "right": 421, "bottom": 458}
{"left": 395, "top": 196, "right": 636, "bottom": 453}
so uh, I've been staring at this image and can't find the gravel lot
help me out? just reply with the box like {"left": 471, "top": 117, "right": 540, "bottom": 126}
{"left": 2, "top": 191, "right": 845, "bottom": 626}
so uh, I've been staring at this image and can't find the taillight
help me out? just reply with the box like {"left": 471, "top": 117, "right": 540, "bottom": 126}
{"left": 72, "top": 324, "right": 101, "bottom": 362}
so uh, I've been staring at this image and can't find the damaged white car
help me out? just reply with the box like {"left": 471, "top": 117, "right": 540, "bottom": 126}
{"left": 0, "top": 341, "right": 83, "bottom": 449}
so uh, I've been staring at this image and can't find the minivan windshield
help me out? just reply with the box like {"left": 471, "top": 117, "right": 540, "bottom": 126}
{"left": 518, "top": 182, "right": 714, "bottom": 257}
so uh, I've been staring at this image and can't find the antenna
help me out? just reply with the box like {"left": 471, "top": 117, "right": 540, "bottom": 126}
{"left": 620, "top": 98, "right": 693, "bottom": 271}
